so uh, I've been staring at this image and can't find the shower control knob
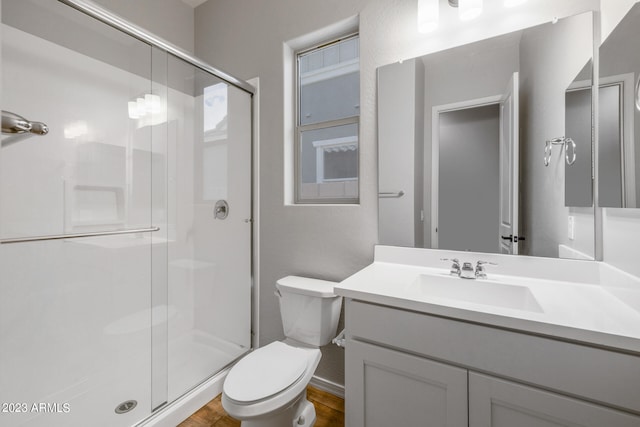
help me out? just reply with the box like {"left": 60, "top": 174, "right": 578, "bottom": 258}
{"left": 214, "top": 200, "right": 229, "bottom": 220}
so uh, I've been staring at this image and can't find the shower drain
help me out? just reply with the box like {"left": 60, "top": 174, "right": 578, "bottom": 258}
{"left": 115, "top": 400, "right": 137, "bottom": 414}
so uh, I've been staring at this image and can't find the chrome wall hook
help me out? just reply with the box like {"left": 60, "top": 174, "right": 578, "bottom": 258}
{"left": 544, "top": 136, "right": 576, "bottom": 167}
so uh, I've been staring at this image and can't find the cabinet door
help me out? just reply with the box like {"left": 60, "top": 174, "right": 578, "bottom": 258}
{"left": 469, "top": 372, "right": 640, "bottom": 427}
{"left": 346, "top": 340, "right": 467, "bottom": 427}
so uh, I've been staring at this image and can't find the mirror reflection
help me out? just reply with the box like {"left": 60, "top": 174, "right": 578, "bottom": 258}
{"left": 378, "top": 11, "right": 595, "bottom": 259}
{"left": 598, "top": 3, "right": 640, "bottom": 208}
{"left": 565, "top": 61, "right": 593, "bottom": 208}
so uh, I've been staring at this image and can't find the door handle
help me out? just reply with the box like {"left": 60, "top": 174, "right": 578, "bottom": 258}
{"left": 501, "top": 234, "right": 526, "bottom": 243}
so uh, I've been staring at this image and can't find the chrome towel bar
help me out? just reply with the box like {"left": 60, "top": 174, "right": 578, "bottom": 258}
{"left": 378, "top": 190, "right": 405, "bottom": 198}
{"left": 0, "top": 227, "right": 160, "bottom": 244}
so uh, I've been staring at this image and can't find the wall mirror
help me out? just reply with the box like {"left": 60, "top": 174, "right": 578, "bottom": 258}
{"left": 378, "top": 11, "right": 595, "bottom": 259}
{"left": 598, "top": 3, "right": 640, "bottom": 208}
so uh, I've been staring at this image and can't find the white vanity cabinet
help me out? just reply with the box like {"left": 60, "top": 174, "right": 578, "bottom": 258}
{"left": 344, "top": 299, "right": 640, "bottom": 427}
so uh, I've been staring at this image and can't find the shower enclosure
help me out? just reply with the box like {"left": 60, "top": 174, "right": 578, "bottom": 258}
{"left": 0, "top": 1, "right": 253, "bottom": 426}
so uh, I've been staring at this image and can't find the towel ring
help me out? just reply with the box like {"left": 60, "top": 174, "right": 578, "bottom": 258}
{"left": 544, "top": 136, "right": 576, "bottom": 167}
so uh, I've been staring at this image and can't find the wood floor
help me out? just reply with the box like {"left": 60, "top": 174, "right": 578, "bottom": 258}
{"left": 178, "top": 386, "right": 344, "bottom": 427}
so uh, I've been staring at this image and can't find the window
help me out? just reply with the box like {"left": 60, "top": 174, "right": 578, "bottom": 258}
{"left": 296, "top": 34, "right": 360, "bottom": 203}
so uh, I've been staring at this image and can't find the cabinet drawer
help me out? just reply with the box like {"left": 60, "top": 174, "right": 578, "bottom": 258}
{"left": 346, "top": 299, "right": 640, "bottom": 413}
{"left": 469, "top": 372, "right": 640, "bottom": 427}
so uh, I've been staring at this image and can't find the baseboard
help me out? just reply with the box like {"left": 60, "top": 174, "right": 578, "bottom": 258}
{"left": 309, "top": 375, "right": 345, "bottom": 398}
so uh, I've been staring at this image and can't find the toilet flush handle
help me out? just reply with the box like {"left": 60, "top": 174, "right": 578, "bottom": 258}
{"left": 274, "top": 289, "right": 282, "bottom": 298}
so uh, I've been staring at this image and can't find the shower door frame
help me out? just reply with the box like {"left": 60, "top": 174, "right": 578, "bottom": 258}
{"left": 57, "top": 0, "right": 255, "bottom": 96}
{"left": 15, "top": 0, "right": 258, "bottom": 426}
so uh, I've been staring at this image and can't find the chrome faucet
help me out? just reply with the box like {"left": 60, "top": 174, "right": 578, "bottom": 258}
{"left": 441, "top": 258, "right": 461, "bottom": 276}
{"left": 460, "top": 262, "right": 475, "bottom": 279}
{"left": 442, "top": 258, "right": 497, "bottom": 279}
{"left": 475, "top": 260, "right": 497, "bottom": 279}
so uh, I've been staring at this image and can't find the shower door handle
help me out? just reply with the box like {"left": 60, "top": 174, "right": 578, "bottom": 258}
{"left": 2, "top": 110, "right": 50, "bottom": 147}
{"left": 2, "top": 111, "right": 32, "bottom": 133}
{"left": 0, "top": 227, "right": 160, "bottom": 244}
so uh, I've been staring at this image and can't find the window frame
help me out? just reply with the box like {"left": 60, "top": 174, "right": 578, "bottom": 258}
{"left": 294, "top": 33, "right": 360, "bottom": 205}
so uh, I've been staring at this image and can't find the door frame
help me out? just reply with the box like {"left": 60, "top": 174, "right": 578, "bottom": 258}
{"left": 568, "top": 73, "right": 636, "bottom": 208}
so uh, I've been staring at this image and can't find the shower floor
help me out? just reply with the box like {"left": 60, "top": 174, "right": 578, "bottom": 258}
{"left": 4, "top": 331, "right": 246, "bottom": 427}
{"left": 168, "top": 330, "right": 247, "bottom": 402}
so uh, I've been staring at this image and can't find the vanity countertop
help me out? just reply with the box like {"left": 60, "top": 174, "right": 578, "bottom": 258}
{"left": 335, "top": 246, "right": 640, "bottom": 354}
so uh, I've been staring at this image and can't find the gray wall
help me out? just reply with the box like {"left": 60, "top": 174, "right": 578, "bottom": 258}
{"left": 195, "top": 0, "right": 375, "bottom": 389}
{"left": 193, "top": 0, "right": 603, "bottom": 388}
{"left": 422, "top": 35, "right": 520, "bottom": 247}
{"left": 519, "top": 12, "right": 593, "bottom": 258}
{"left": 599, "top": 3, "right": 640, "bottom": 205}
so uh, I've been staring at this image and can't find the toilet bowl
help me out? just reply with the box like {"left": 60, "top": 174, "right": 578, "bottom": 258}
{"left": 221, "top": 276, "right": 342, "bottom": 427}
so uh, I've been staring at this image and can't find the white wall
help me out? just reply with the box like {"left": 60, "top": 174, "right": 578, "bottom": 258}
{"left": 194, "top": 0, "right": 603, "bottom": 388}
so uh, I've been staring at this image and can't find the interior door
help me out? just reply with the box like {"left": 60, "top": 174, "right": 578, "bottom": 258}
{"left": 499, "top": 72, "right": 520, "bottom": 254}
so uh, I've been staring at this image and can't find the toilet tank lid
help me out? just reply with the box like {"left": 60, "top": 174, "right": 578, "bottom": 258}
{"left": 276, "top": 276, "right": 339, "bottom": 298}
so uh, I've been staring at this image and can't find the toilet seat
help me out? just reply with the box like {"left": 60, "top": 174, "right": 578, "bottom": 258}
{"left": 222, "top": 341, "right": 322, "bottom": 420}
{"left": 224, "top": 341, "right": 308, "bottom": 403}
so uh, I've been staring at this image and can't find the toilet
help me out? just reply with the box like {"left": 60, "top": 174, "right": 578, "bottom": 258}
{"left": 222, "top": 276, "right": 343, "bottom": 427}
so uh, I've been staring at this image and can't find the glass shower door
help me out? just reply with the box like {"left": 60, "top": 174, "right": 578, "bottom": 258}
{"left": 164, "top": 54, "right": 252, "bottom": 402}
{"left": 1, "top": 1, "right": 155, "bottom": 425}
{"left": 1, "top": 1, "right": 253, "bottom": 425}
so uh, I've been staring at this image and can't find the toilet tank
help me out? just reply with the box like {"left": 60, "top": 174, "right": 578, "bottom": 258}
{"left": 276, "top": 276, "right": 343, "bottom": 347}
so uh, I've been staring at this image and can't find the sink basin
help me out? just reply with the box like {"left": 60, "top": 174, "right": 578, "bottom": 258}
{"left": 411, "top": 274, "right": 543, "bottom": 313}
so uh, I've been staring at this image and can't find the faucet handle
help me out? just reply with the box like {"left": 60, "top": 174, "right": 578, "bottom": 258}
{"left": 440, "top": 258, "right": 461, "bottom": 276}
{"left": 475, "top": 260, "right": 497, "bottom": 279}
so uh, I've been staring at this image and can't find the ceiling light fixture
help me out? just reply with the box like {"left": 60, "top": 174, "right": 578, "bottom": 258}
{"left": 418, "top": 0, "right": 439, "bottom": 33}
